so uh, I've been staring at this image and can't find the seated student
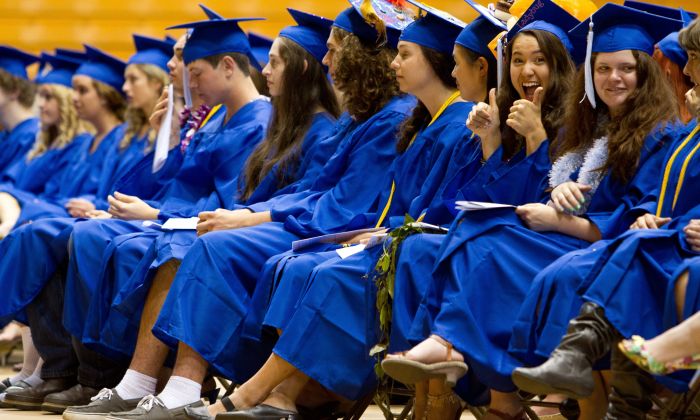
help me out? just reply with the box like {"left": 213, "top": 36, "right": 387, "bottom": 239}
{"left": 511, "top": 13, "right": 700, "bottom": 418}
{"left": 0, "top": 46, "right": 40, "bottom": 178}
{"left": 381, "top": 3, "right": 683, "bottom": 419}
{"left": 0, "top": 37, "right": 171, "bottom": 412}
{"left": 66, "top": 3, "right": 416, "bottom": 419}
{"left": 61, "top": 8, "right": 336, "bottom": 365}
{"left": 0, "top": 52, "right": 93, "bottom": 238}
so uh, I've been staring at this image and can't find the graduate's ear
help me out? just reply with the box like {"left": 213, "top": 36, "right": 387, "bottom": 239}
{"left": 220, "top": 55, "right": 237, "bottom": 78}
{"left": 477, "top": 56, "right": 488, "bottom": 78}
{"left": 303, "top": 58, "right": 308, "bottom": 74}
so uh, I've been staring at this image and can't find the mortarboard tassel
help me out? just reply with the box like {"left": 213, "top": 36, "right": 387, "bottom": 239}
{"left": 360, "top": 0, "right": 388, "bottom": 48}
{"left": 182, "top": 29, "right": 194, "bottom": 108}
{"left": 497, "top": 35, "right": 504, "bottom": 92}
{"left": 581, "top": 19, "right": 596, "bottom": 109}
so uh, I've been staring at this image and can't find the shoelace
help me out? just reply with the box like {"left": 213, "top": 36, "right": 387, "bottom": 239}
{"left": 137, "top": 395, "right": 165, "bottom": 412}
{"left": 91, "top": 388, "right": 113, "bottom": 402}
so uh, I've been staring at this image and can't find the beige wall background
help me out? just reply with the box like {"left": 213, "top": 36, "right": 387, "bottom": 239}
{"left": 0, "top": 0, "right": 698, "bottom": 61}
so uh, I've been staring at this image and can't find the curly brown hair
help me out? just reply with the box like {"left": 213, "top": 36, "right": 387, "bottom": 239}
{"left": 0, "top": 69, "right": 36, "bottom": 108}
{"left": 395, "top": 45, "right": 456, "bottom": 153}
{"left": 555, "top": 51, "right": 678, "bottom": 183}
{"left": 240, "top": 37, "right": 341, "bottom": 201}
{"left": 498, "top": 30, "right": 575, "bottom": 160}
{"left": 331, "top": 27, "right": 401, "bottom": 122}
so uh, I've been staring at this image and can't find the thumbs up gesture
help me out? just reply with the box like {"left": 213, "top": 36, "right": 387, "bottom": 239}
{"left": 467, "top": 88, "right": 502, "bottom": 160}
{"left": 506, "top": 87, "right": 548, "bottom": 154}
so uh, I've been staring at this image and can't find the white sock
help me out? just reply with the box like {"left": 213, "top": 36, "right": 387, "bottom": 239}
{"left": 114, "top": 369, "right": 158, "bottom": 400}
{"left": 22, "top": 358, "right": 44, "bottom": 387}
{"left": 156, "top": 376, "right": 201, "bottom": 409}
{"left": 10, "top": 328, "right": 39, "bottom": 385}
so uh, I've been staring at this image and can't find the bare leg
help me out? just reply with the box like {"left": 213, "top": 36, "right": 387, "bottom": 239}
{"left": 392, "top": 335, "right": 465, "bottom": 364}
{"left": 484, "top": 390, "right": 523, "bottom": 419}
{"left": 261, "top": 370, "right": 310, "bottom": 412}
{"left": 578, "top": 371, "right": 608, "bottom": 420}
{"left": 171, "top": 342, "right": 208, "bottom": 385}
{"left": 129, "top": 260, "right": 180, "bottom": 377}
{"left": 637, "top": 311, "right": 700, "bottom": 363}
{"left": 207, "top": 353, "right": 297, "bottom": 416}
{"left": 675, "top": 269, "right": 689, "bottom": 322}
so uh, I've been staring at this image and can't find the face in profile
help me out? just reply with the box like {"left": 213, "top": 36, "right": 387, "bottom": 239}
{"left": 262, "top": 38, "right": 287, "bottom": 98}
{"left": 37, "top": 84, "right": 61, "bottom": 128}
{"left": 71, "top": 75, "right": 102, "bottom": 121}
{"left": 391, "top": 41, "right": 433, "bottom": 95}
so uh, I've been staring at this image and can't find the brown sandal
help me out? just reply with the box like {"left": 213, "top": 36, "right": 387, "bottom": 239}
{"left": 382, "top": 336, "right": 468, "bottom": 387}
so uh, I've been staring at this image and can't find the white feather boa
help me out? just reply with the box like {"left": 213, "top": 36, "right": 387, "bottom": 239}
{"left": 548, "top": 137, "right": 609, "bottom": 214}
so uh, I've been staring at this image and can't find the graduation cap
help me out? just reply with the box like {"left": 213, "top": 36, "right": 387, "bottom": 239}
{"left": 0, "top": 46, "right": 39, "bottom": 80}
{"left": 167, "top": 17, "right": 264, "bottom": 66}
{"left": 624, "top": 1, "right": 695, "bottom": 68}
{"left": 280, "top": 9, "right": 334, "bottom": 65}
{"left": 570, "top": 3, "right": 684, "bottom": 108}
{"left": 399, "top": 0, "right": 465, "bottom": 54}
{"left": 74, "top": 45, "right": 127, "bottom": 93}
{"left": 55, "top": 48, "right": 87, "bottom": 62}
{"left": 129, "top": 34, "right": 175, "bottom": 71}
{"left": 458, "top": 1, "right": 507, "bottom": 60}
{"left": 248, "top": 32, "right": 274, "bottom": 67}
{"left": 35, "top": 52, "right": 83, "bottom": 87}
{"left": 333, "top": 0, "right": 414, "bottom": 49}
{"left": 506, "top": 0, "right": 582, "bottom": 58}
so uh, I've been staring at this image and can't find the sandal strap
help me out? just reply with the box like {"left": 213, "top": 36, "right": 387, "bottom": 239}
{"left": 486, "top": 408, "right": 525, "bottom": 420}
{"left": 430, "top": 335, "right": 453, "bottom": 361}
{"left": 221, "top": 395, "right": 236, "bottom": 412}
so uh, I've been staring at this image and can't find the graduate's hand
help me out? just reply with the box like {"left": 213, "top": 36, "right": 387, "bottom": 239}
{"left": 0, "top": 223, "right": 12, "bottom": 239}
{"left": 107, "top": 192, "right": 159, "bottom": 220}
{"left": 149, "top": 87, "right": 170, "bottom": 133}
{"left": 550, "top": 182, "right": 592, "bottom": 213}
{"left": 506, "top": 87, "right": 547, "bottom": 153}
{"left": 66, "top": 198, "right": 96, "bottom": 218}
{"left": 467, "top": 89, "right": 501, "bottom": 155}
{"left": 343, "top": 229, "right": 388, "bottom": 245}
{"left": 684, "top": 219, "right": 700, "bottom": 252}
{"left": 686, "top": 87, "right": 700, "bottom": 118}
{"left": 516, "top": 203, "right": 561, "bottom": 232}
{"left": 630, "top": 213, "right": 671, "bottom": 230}
{"left": 85, "top": 210, "right": 113, "bottom": 219}
{"left": 196, "top": 208, "right": 253, "bottom": 236}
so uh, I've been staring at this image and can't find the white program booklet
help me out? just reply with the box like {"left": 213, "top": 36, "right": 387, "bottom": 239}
{"left": 455, "top": 201, "right": 516, "bottom": 211}
{"left": 152, "top": 84, "right": 174, "bottom": 173}
{"left": 161, "top": 217, "right": 199, "bottom": 230}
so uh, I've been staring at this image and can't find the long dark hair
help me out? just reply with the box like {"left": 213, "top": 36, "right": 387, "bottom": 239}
{"left": 396, "top": 45, "right": 457, "bottom": 153}
{"left": 240, "top": 38, "right": 341, "bottom": 200}
{"left": 497, "top": 30, "right": 574, "bottom": 159}
{"left": 332, "top": 27, "right": 401, "bottom": 122}
{"left": 556, "top": 51, "right": 677, "bottom": 183}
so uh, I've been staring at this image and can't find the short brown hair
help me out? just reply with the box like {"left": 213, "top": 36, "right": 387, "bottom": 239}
{"left": 200, "top": 52, "right": 251, "bottom": 77}
{"left": 0, "top": 69, "right": 36, "bottom": 108}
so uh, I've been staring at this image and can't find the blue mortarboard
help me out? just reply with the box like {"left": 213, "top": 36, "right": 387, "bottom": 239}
{"left": 74, "top": 45, "right": 127, "bottom": 93}
{"left": 248, "top": 32, "right": 274, "bottom": 67}
{"left": 198, "top": 3, "right": 223, "bottom": 20}
{"left": 570, "top": 3, "right": 684, "bottom": 108}
{"left": 399, "top": 0, "right": 465, "bottom": 54}
{"left": 168, "top": 17, "right": 264, "bottom": 66}
{"left": 35, "top": 52, "right": 83, "bottom": 87}
{"left": 128, "top": 34, "right": 175, "bottom": 71}
{"left": 333, "top": 0, "right": 414, "bottom": 49}
{"left": 280, "top": 9, "right": 334, "bottom": 65}
{"left": 0, "top": 46, "right": 39, "bottom": 80}
{"left": 506, "top": 0, "right": 581, "bottom": 58}
{"left": 623, "top": 1, "right": 697, "bottom": 21}
{"left": 457, "top": 1, "right": 507, "bottom": 60}
{"left": 624, "top": 1, "right": 695, "bottom": 67}
{"left": 55, "top": 48, "right": 87, "bottom": 62}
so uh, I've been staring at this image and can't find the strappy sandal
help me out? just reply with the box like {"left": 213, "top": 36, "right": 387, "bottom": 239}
{"left": 619, "top": 335, "right": 700, "bottom": 375}
{"left": 381, "top": 336, "right": 468, "bottom": 387}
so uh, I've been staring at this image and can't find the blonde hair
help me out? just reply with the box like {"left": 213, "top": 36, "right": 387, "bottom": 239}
{"left": 27, "top": 83, "right": 93, "bottom": 160}
{"left": 118, "top": 63, "right": 168, "bottom": 151}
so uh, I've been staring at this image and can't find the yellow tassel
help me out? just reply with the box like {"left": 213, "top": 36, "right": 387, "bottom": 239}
{"left": 360, "top": 0, "right": 387, "bottom": 47}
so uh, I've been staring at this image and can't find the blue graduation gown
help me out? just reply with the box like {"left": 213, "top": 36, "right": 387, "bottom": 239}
{"left": 148, "top": 95, "right": 415, "bottom": 379}
{"left": 247, "top": 101, "right": 479, "bottom": 341}
{"left": 418, "top": 125, "right": 674, "bottom": 392}
{"left": 268, "top": 139, "right": 555, "bottom": 400}
{"left": 0, "top": 132, "right": 90, "bottom": 194}
{"left": 63, "top": 100, "right": 272, "bottom": 346}
{"left": 0, "top": 118, "right": 39, "bottom": 178}
{"left": 0, "top": 128, "right": 150, "bottom": 326}
{"left": 510, "top": 122, "right": 700, "bottom": 371}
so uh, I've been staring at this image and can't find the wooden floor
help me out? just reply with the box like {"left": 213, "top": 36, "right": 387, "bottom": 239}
{"left": 0, "top": 350, "right": 477, "bottom": 419}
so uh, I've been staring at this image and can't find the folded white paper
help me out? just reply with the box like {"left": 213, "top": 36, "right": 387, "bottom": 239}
{"left": 292, "top": 227, "right": 385, "bottom": 252}
{"left": 161, "top": 217, "right": 199, "bottom": 230}
{"left": 153, "top": 84, "right": 174, "bottom": 173}
{"left": 455, "top": 201, "right": 516, "bottom": 211}
{"left": 336, "top": 244, "right": 366, "bottom": 259}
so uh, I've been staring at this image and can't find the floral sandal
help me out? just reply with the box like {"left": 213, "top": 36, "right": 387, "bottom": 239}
{"left": 619, "top": 335, "right": 700, "bottom": 375}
